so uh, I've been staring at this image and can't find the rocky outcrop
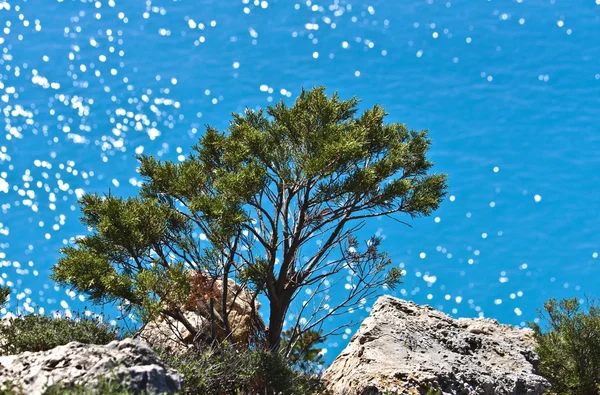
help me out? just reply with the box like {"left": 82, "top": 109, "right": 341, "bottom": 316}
{"left": 140, "top": 272, "right": 263, "bottom": 353}
{"left": 323, "top": 295, "right": 550, "bottom": 395}
{"left": 0, "top": 338, "right": 182, "bottom": 394}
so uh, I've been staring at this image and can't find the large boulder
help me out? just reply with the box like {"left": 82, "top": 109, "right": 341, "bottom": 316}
{"left": 0, "top": 338, "right": 182, "bottom": 394}
{"left": 323, "top": 295, "right": 550, "bottom": 395}
{"left": 140, "top": 272, "right": 263, "bottom": 353}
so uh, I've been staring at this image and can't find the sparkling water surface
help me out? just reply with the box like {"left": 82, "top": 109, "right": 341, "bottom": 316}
{"left": 1, "top": 0, "right": 599, "bottom": 363}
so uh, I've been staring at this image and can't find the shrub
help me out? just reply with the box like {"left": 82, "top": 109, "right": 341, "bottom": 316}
{"left": 281, "top": 327, "right": 326, "bottom": 374}
{"left": 530, "top": 297, "right": 600, "bottom": 395}
{"left": 0, "top": 378, "right": 135, "bottom": 395}
{"left": 0, "top": 313, "right": 119, "bottom": 355}
{"left": 43, "top": 378, "right": 135, "bottom": 395}
{"left": 155, "top": 344, "right": 328, "bottom": 395}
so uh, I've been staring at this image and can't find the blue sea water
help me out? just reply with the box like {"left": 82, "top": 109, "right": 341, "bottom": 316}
{"left": 1, "top": 0, "right": 599, "bottom": 363}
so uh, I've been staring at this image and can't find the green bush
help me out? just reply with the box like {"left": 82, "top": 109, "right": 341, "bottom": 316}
{"left": 0, "top": 377, "right": 135, "bottom": 395}
{"left": 43, "top": 378, "right": 135, "bottom": 395}
{"left": 281, "top": 328, "right": 326, "bottom": 374}
{"left": 530, "top": 297, "right": 600, "bottom": 395}
{"left": 0, "top": 313, "right": 119, "bottom": 355}
{"left": 155, "top": 344, "right": 328, "bottom": 395}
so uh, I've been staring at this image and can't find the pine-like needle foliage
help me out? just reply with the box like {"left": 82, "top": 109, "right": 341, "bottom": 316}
{"left": 52, "top": 86, "right": 447, "bottom": 352}
{"left": 530, "top": 297, "right": 600, "bottom": 395}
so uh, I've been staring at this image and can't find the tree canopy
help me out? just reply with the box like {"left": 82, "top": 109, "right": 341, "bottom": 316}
{"left": 52, "top": 86, "right": 447, "bottom": 353}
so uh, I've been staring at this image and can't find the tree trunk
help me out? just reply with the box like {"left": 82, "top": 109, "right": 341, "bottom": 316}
{"left": 267, "top": 291, "right": 293, "bottom": 352}
{"left": 268, "top": 302, "right": 284, "bottom": 352}
{"left": 221, "top": 267, "right": 232, "bottom": 340}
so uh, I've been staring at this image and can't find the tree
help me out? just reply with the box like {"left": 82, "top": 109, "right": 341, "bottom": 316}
{"left": 530, "top": 297, "right": 600, "bottom": 395}
{"left": 52, "top": 86, "right": 447, "bottom": 353}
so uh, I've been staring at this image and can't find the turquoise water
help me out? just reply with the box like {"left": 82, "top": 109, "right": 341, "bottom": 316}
{"left": 1, "top": 0, "right": 599, "bottom": 362}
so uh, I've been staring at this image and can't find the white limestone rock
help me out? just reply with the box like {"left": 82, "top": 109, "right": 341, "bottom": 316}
{"left": 0, "top": 338, "right": 182, "bottom": 394}
{"left": 323, "top": 295, "right": 550, "bottom": 395}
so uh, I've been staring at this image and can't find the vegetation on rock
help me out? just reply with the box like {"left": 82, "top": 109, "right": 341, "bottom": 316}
{"left": 155, "top": 343, "right": 327, "bottom": 395}
{"left": 0, "top": 378, "right": 134, "bottom": 395}
{"left": 0, "top": 313, "right": 118, "bottom": 355}
{"left": 43, "top": 380, "right": 135, "bottom": 395}
{"left": 0, "top": 286, "right": 119, "bottom": 356}
{"left": 530, "top": 297, "right": 600, "bottom": 395}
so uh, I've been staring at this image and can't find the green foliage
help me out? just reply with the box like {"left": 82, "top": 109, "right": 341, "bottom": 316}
{"left": 51, "top": 194, "right": 192, "bottom": 319}
{"left": 0, "top": 381, "right": 22, "bottom": 395}
{"left": 52, "top": 86, "right": 447, "bottom": 351}
{"left": 155, "top": 344, "right": 327, "bottom": 395}
{"left": 1, "top": 377, "right": 135, "bottom": 395}
{"left": 530, "top": 297, "right": 600, "bottom": 395}
{"left": 43, "top": 378, "right": 135, "bottom": 395}
{"left": 0, "top": 314, "right": 119, "bottom": 355}
{"left": 0, "top": 286, "right": 10, "bottom": 309}
{"left": 281, "top": 327, "right": 326, "bottom": 373}
{"left": 425, "top": 388, "right": 442, "bottom": 395}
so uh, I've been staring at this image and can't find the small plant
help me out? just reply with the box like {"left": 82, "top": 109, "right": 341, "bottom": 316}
{"left": 43, "top": 377, "right": 135, "bottom": 395}
{"left": 281, "top": 327, "right": 326, "bottom": 373}
{"left": 530, "top": 297, "right": 600, "bottom": 395}
{"left": 0, "top": 381, "right": 24, "bottom": 395}
{"left": 0, "top": 313, "right": 119, "bottom": 355}
{"left": 1, "top": 377, "right": 137, "bottom": 395}
{"left": 155, "top": 343, "right": 327, "bottom": 395}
